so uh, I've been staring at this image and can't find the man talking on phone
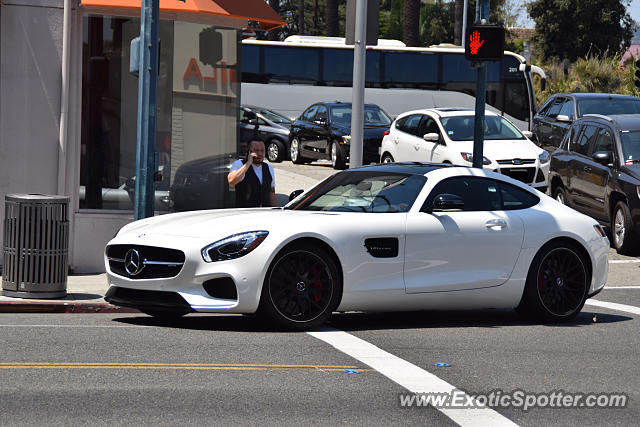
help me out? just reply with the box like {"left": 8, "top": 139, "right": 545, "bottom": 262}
{"left": 227, "top": 138, "right": 278, "bottom": 207}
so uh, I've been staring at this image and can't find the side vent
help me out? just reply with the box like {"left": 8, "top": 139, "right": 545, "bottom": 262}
{"left": 364, "top": 238, "right": 399, "bottom": 258}
{"left": 203, "top": 277, "right": 238, "bottom": 300}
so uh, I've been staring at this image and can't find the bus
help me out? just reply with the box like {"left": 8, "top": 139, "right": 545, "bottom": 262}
{"left": 240, "top": 35, "right": 546, "bottom": 131}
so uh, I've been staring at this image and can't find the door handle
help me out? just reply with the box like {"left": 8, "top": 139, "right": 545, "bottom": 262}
{"left": 485, "top": 219, "right": 507, "bottom": 229}
{"left": 414, "top": 143, "right": 420, "bottom": 151}
{"left": 583, "top": 166, "right": 591, "bottom": 172}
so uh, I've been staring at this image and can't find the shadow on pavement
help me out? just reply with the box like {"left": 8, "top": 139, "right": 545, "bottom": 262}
{"left": 110, "top": 309, "right": 632, "bottom": 332}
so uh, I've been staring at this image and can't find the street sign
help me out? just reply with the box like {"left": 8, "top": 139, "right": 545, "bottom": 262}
{"left": 464, "top": 25, "right": 504, "bottom": 61}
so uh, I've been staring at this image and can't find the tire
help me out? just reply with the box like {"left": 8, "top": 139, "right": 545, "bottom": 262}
{"left": 516, "top": 240, "right": 589, "bottom": 323}
{"left": 330, "top": 141, "right": 347, "bottom": 170}
{"left": 259, "top": 242, "right": 342, "bottom": 330}
{"left": 290, "top": 137, "right": 307, "bottom": 164}
{"left": 611, "top": 201, "right": 640, "bottom": 255}
{"left": 266, "top": 139, "right": 285, "bottom": 163}
{"left": 553, "top": 186, "right": 567, "bottom": 205}
{"left": 381, "top": 153, "right": 394, "bottom": 163}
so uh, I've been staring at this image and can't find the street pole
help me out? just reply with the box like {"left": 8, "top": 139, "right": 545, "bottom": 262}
{"left": 349, "top": 0, "right": 367, "bottom": 169}
{"left": 134, "top": 0, "right": 159, "bottom": 219}
{"left": 471, "top": 0, "right": 489, "bottom": 169}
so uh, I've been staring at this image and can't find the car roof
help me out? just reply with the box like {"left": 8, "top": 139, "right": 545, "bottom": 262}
{"left": 349, "top": 162, "right": 452, "bottom": 175}
{"left": 396, "top": 108, "right": 498, "bottom": 118}
{"left": 311, "top": 102, "right": 382, "bottom": 108}
{"left": 579, "top": 113, "right": 640, "bottom": 131}
{"left": 555, "top": 93, "right": 640, "bottom": 101}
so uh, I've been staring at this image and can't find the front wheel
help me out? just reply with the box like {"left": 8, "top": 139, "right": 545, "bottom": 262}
{"left": 612, "top": 201, "right": 639, "bottom": 255}
{"left": 266, "top": 139, "right": 285, "bottom": 162}
{"left": 290, "top": 137, "right": 306, "bottom": 164}
{"left": 330, "top": 141, "right": 347, "bottom": 169}
{"left": 381, "top": 153, "right": 394, "bottom": 163}
{"left": 259, "top": 243, "right": 342, "bottom": 330}
{"left": 516, "top": 240, "right": 589, "bottom": 322}
{"left": 553, "top": 186, "right": 567, "bottom": 205}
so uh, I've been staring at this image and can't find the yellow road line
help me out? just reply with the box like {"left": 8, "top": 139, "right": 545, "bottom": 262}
{"left": 0, "top": 362, "right": 372, "bottom": 372}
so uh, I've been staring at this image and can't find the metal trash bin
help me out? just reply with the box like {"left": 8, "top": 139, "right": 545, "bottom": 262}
{"left": 2, "top": 194, "right": 69, "bottom": 298}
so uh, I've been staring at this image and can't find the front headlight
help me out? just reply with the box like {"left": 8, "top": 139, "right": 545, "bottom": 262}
{"left": 460, "top": 152, "right": 491, "bottom": 165}
{"left": 538, "top": 150, "right": 550, "bottom": 164}
{"left": 341, "top": 135, "right": 351, "bottom": 144}
{"left": 201, "top": 231, "right": 268, "bottom": 262}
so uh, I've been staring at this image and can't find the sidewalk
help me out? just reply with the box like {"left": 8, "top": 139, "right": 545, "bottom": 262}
{"left": 0, "top": 274, "right": 137, "bottom": 313}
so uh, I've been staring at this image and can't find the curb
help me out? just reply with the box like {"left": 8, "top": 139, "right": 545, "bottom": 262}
{"left": 0, "top": 301, "right": 140, "bottom": 314}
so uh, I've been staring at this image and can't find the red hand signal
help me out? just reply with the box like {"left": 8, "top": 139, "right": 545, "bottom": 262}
{"left": 469, "top": 30, "right": 485, "bottom": 55}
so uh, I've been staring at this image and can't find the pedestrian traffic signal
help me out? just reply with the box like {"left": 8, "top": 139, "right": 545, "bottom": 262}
{"left": 635, "top": 58, "right": 640, "bottom": 91}
{"left": 465, "top": 25, "right": 505, "bottom": 62}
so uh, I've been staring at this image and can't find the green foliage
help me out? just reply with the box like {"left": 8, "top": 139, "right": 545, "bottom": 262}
{"left": 536, "top": 55, "right": 638, "bottom": 106}
{"left": 528, "top": 0, "right": 636, "bottom": 62}
{"left": 419, "top": 1, "right": 454, "bottom": 46}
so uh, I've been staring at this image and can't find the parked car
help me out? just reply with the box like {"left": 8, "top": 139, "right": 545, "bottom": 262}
{"left": 239, "top": 105, "right": 291, "bottom": 162}
{"left": 380, "top": 108, "right": 549, "bottom": 192}
{"left": 532, "top": 93, "right": 640, "bottom": 153}
{"left": 289, "top": 102, "right": 392, "bottom": 169}
{"left": 549, "top": 114, "right": 640, "bottom": 255}
{"left": 169, "top": 154, "right": 235, "bottom": 212}
{"left": 105, "top": 163, "right": 609, "bottom": 329}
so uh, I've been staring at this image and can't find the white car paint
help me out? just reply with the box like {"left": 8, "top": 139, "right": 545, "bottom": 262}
{"left": 104, "top": 165, "right": 608, "bottom": 325}
{"left": 380, "top": 108, "right": 550, "bottom": 191}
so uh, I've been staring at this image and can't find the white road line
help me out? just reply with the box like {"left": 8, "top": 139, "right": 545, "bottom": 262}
{"left": 585, "top": 300, "right": 640, "bottom": 316}
{"left": 603, "top": 286, "right": 640, "bottom": 290}
{"left": 308, "top": 328, "right": 517, "bottom": 427}
{"left": 608, "top": 260, "right": 640, "bottom": 264}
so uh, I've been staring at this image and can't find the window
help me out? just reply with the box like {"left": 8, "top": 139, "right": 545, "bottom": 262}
{"left": 240, "top": 110, "right": 256, "bottom": 123}
{"left": 302, "top": 106, "right": 318, "bottom": 121}
{"left": 315, "top": 105, "right": 328, "bottom": 122}
{"left": 591, "top": 127, "right": 614, "bottom": 154}
{"left": 423, "top": 177, "right": 539, "bottom": 211}
{"left": 322, "top": 49, "right": 382, "bottom": 86}
{"left": 383, "top": 52, "right": 438, "bottom": 88}
{"left": 398, "top": 114, "right": 423, "bottom": 136}
{"left": 420, "top": 116, "right": 439, "bottom": 136}
{"left": 558, "top": 100, "right": 574, "bottom": 119}
{"left": 264, "top": 46, "right": 319, "bottom": 83}
{"left": 561, "top": 122, "right": 581, "bottom": 150}
{"left": 547, "top": 98, "right": 564, "bottom": 118}
{"left": 571, "top": 124, "right": 598, "bottom": 156}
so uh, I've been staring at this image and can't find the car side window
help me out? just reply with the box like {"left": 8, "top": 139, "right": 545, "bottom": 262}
{"left": 537, "top": 97, "right": 555, "bottom": 116}
{"left": 500, "top": 182, "right": 540, "bottom": 210}
{"left": 572, "top": 124, "right": 597, "bottom": 156}
{"left": 561, "top": 122, "right": 581, "bottom": 150}
{"left": 547, "top": 98, "right": 564, "bottom": 118}
{"left": 558, "top": 100, "right": 574, "bottom": 119}
{"left": 420, "top": 116, "right": 439, "bottom": 137}
{"left": 591, "top": 127, "right": 615, "bottom": 155}
{"left": 315, "top": 105, "right": 328, "bottom": 123}
{"left": 240, "top": 110, "right": 256, "bottom": 123}
{"left": 400, "top": 114, "right": 422, "bottom": 137}
{"left": 302, "top": 106, "right": 318, "bottom": 121}
{"left": 422, "top": 177, "right": 502, "bottom": 212}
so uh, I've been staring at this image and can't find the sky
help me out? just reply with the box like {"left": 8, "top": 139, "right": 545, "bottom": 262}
{"left": 516, "top": 0, "right": 640, "bottom": 28}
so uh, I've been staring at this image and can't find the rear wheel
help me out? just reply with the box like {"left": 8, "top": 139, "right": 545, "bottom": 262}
{"left": 612, "top": 201, "right": 640, "bottom": 255}
{"left": 290, "top": 137, "right": 307, "bottom": 164}
{"left": 330, "top": 141, "right": 347, "bottom": 169}
{"left": 516, "top": 240, "right": 589, "bottom": 322}
{"left": 381, "top": 153, "right": 394, "bottom": 163}
{"left": 266, "top": 139, "right": 285, "bottom": 163}
{"left": 259, "top": 243, "right": 341, "bottom": 330}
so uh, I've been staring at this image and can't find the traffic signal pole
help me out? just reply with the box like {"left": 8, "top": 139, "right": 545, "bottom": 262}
{"left": 134, "top": 0, "right": 159, "bottom": 220}
{"left": 472, "top": 0, "right": 490, "bottom": 169}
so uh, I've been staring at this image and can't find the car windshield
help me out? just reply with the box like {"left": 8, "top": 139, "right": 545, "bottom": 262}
{"left": 286, "top": 171, "right": 426, "bottom": 213}
{"left": 619, "top": 130, "right": 640, "bottom": 164}
{"left": 577, "top": 98, "right": 640, "bottom": 116}
{"left": 257, "top": 108, "right": 291, "bottom": 124}
{"left": 440, "top": 115, "right": 524, "bottom": 141}
{"left": 330, "top": 106, "right": 392, "bottom": 126}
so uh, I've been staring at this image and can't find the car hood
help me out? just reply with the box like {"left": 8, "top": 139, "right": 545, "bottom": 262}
{"left": 450, "top": 139, "right": 542, "bottom": 160}
{"left": 116, "top": 208, "right": 337, "bottom": 240}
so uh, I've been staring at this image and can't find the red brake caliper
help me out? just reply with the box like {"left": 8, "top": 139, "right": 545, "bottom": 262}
{"left": 311, "top": 268, "right": 322, "bottom": 303}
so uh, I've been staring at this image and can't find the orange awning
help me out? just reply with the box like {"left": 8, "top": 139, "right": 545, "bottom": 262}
{"left": 80, "top": 0, "right": 286, "bottom": 31}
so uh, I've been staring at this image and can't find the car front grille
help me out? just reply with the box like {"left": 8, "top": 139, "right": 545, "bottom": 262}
{"left": 498, "top": 167, "right": 536, "bottom": 184}
{"left": 106, "top": 245, "right": 185, "bottom": 279}
{"left": 496, "top": 159, "right": 536, "bottom": 165}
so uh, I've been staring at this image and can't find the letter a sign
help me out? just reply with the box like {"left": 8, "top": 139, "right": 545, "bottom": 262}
{"left": 464, "top": 25, "right": 505, "bottom": 61}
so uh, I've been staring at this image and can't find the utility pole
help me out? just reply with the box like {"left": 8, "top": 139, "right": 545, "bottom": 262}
{"left": 134, "top": 0, "right": 159, "bottom": 219}
{"left": 471, "top": 0, "right": 489, "bottom": 169}
{"left": 349, "top": 0, "right": 367, "bottom": 168}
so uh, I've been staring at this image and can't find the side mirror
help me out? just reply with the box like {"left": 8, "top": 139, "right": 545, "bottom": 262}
{"left": 289, "top": 189, "right": 304, "bottom": 201}
{"left": 249, "top": 118, "right": 259, "bottom": 128}
{"left": 426, "top": 193, "right": 464, "bottom": 213}
{"left": 423, "top": 132, "right": 440, "bottom": 142}
{"left": 592, "top": 151, "right": 613, "bottom": 166}
{"left": 522, "top": 130, "right": 534, "bottom": 139}
{"left": 556, "top": 114, "right": 571, "bottom": 123}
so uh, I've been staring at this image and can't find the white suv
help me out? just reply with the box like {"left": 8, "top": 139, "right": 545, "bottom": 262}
{"left": 380, "top": 108, "right": 550, "bottom": 191}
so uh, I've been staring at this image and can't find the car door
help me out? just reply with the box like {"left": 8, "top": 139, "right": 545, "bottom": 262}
{"left": 404, "top": 176, "right": 525, "bottom": 293}
{"left": 534, "top": 97, "right": 564, "bottom": 152}
{"left": 395, "top": 114, "right": 425, "bottom": 161}
{"left": 579, "top": 126, "right": 615, "bottom": 221}
{"left": 420, "top": 114, "right": 446, "bottom": 163}
{"left": 296, "top": 105, "right": 318, "bottom": 156}
{"left": 308, "top": 105, "right": 330, "bottom": 155}
{"left": 567, "top": 124, "right": 598, "bottom": 209}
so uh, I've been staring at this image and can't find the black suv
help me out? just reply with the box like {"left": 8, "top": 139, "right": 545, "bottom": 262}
{"left": 549, "top": 114, "right": 640, "bottom": 254}
{"left": 533, "top": 93, "right": 640, "bottom": 153}
{"left": 289, "top": 102, "right": 392, "bottom": 169}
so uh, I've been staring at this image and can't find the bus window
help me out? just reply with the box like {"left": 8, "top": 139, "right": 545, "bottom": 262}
{"left": 264, "top": 46, "right": 320, "bottom": 84}
{"left": 382, "top": 51, "right": 438, "bottom": 89}
{"left": 322, "top": 48, "right": 352, "bottom": 85}
{"left": 242, "top": 45, "right": 261, "bottom": 83}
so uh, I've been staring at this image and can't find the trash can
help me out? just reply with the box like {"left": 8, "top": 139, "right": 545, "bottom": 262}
{"left": 2, "top": 194, "right": 69, "bottom": 298}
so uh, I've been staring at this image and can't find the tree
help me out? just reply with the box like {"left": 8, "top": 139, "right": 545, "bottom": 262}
{"left": 528, "top": 0, "right": 636, "bottom": 61}
{"left": 403, "top": 0, "right": 420, "bottom": 46}
{"left": 454, "top": 0, "right": 463, "bottom": 45}
{"left": 420, "top": 1, "right": 454, "bottom": 46}
{"left": 325, "top": 0, "right": 339, "bottom": 36}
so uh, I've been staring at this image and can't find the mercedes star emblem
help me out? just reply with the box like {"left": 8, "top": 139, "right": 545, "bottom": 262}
{"left": 124, "top": 248, "right": 144, "bottom": 276}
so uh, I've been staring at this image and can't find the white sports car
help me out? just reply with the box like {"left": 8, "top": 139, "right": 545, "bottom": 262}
{"left": 104, "top": 163, "right": 609, "bottom": 330}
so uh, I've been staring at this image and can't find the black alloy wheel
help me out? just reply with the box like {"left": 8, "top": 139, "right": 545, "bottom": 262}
{"left": 267, "top": 140, "right": 285, "bottom": 163}
{"left": 516, "top": 241, "right": 589, "bottom": 322}
{"left": 260, "top": 243, "right": 341, "bottom": 329}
